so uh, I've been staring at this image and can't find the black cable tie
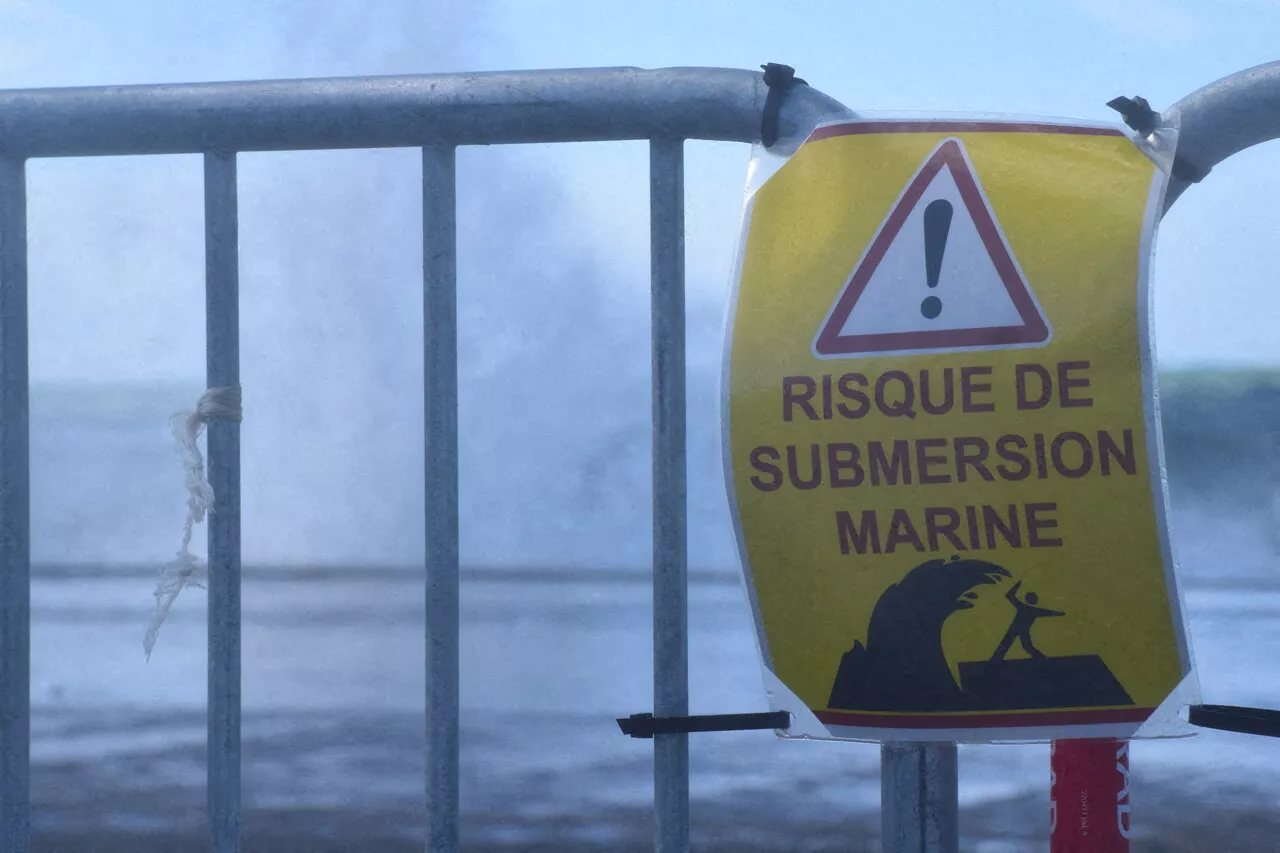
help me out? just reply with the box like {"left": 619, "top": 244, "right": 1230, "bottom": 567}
{"left": 1107, "top": 95, "right": 1159, "bottom": 136}
{"left": 1170, "top": 155, "right": 1210, "bottom": 184}
{"left": 1188, "top": 704, "right": 1280, "bottom": 739}
{"left": 760, "top": 63, "right": 808, "bottom": 149}
{"left": 1107, "top": 94, "right": 1209, "bottom": 184}
{"left": 617, "top": 710, "right": 791, "bottom": 738}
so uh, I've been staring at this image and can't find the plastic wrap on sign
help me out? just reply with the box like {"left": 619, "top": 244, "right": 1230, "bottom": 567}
{"left": 721, "top": 112, "right": 1198, "bottom": 744}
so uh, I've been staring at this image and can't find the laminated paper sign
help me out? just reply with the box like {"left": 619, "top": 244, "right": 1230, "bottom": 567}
{"left": 722, "top": 118, "right": 1193, "bottom": 742}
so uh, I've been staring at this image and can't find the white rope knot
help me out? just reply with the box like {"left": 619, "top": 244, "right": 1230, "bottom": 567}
{"left": 144, "top": 385, "right": 243, "bottom": 660}
{"left": 196, "top": 384, "right": 243, "bottom": 423}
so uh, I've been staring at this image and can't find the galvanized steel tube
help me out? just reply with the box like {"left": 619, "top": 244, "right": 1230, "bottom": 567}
{"left": 0, "top": 153, "right": 30, "bottom": 853}
{"left": 1163, "top": 59, "right": 1280, "bottom": 210}
{"left": 204, "top": 151, "right": 243, "bottom": 853}
{"left": 0, "top": 68, "right": 851, "bottom": 156}
{"left": 882, "top": 742, "right": 959, "bottom": 853}
{"left": 423, "top": 144, "right": 460, "bottom": 853}
{"left": 650, "top": 137, "right": 690, "bottom": 853}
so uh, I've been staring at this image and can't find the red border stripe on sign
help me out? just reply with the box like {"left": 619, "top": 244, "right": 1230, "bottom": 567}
{"left": 813, "top": 707, "right": 1155, "bottom": 729}
{"left": 807, "top": 121, "right": 1127, "bottom": 142}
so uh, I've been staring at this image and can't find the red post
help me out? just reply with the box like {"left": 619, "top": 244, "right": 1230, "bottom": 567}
{"left": 1050, "top": 738, "right": 1131, "bottom": 852}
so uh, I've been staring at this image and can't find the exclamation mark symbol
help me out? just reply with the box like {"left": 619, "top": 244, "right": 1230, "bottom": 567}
{"left": 921, "top": 199, "right": 953, "bottom": 319}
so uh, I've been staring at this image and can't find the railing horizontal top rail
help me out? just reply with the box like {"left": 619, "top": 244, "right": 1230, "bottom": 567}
{"left": 1164, "top": 59, "right": 1280, "bottom": 207}
{"left": 0, "top": 66, "right": 849, "bottom": 158}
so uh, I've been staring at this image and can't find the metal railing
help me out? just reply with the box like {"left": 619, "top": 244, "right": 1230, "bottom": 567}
{"left": 0, "top": 60, "right": 1278, "bottom": 853}
{"left": 0, "top": 66, "right": 849, "bottom": 853}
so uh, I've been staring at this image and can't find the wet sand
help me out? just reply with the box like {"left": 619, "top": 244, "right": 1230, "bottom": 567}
{"left": 29, "top": 785, "right": 1280, "bottom": 852}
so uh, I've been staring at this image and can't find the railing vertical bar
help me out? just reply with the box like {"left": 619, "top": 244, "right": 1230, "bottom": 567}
{"left": 881, "top": 742, "right": 959, "bottom": 853}
{"left": 0, "top": 152, "right": 31, "bottom": 853}
{"left": 204, "top": 150, "right": 242, "bottom": 853}
{"left": 422, "top": 144, "right": 460, "bottom": 853}
{"left": 650, "top": 137, "right": 689, "bottom": 853}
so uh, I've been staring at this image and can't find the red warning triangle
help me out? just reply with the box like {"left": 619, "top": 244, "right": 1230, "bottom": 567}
{"left": 813, "top": 138, "right": 1050, "bottom": 358}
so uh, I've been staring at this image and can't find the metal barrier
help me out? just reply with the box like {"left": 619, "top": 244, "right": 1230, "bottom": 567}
{"left": 0, "top": 67, "right": 848, "bottom": 853}
{"left": 0, "top": 60, "right": 1278, "bottom": 853}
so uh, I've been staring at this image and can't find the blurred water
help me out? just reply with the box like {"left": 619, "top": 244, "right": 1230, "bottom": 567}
{"left": 22, "top": 377, "right": 1280, "bottom": 844}
{"left": 25, "top": 559, "right": 1280, "bottom": 844}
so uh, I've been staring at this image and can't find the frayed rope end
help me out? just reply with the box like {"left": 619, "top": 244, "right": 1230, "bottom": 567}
{"left": 144, "top": 385, "right": 241, "bottom": 660}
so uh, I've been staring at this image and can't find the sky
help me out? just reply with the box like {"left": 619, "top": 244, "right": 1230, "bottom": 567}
{"left": 1, "top": 0, "right": 1279, "bottom": 381}
{"left": 3, "top": 1, "right": 1280, "bottom": 568}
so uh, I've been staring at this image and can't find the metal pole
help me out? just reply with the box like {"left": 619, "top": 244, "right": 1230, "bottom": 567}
{"left": 650, "top": 137, "right": 689, "bottom": 853}
{"left": 423, "top": 144, "right": 460, "bottom": 853}
{"left": 1162, "top": 59, "right": 1280, "bottom": 210}
{"left": 881, "top": 742, "right": 958, "bottom": 853}
{"left": 0, "top": 68, "right": 851, "bottom": 157}
{"left": 0, "top": 153, "right": 30, "bottom": 853}
{"left": 204, "top": 150, "right": 242, "bottom": 853}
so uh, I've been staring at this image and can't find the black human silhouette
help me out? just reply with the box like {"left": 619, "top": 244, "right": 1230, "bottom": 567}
{"left": 828, "top": 557, "right": 1009, "bottom": 711}
{"left": 988, "top": 580, "right": 1064, "bottom": 663}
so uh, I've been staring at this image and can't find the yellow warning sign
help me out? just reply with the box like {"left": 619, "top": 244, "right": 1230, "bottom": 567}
{"left": 724, "top": 119, "right": 1191, "bottom": 741}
